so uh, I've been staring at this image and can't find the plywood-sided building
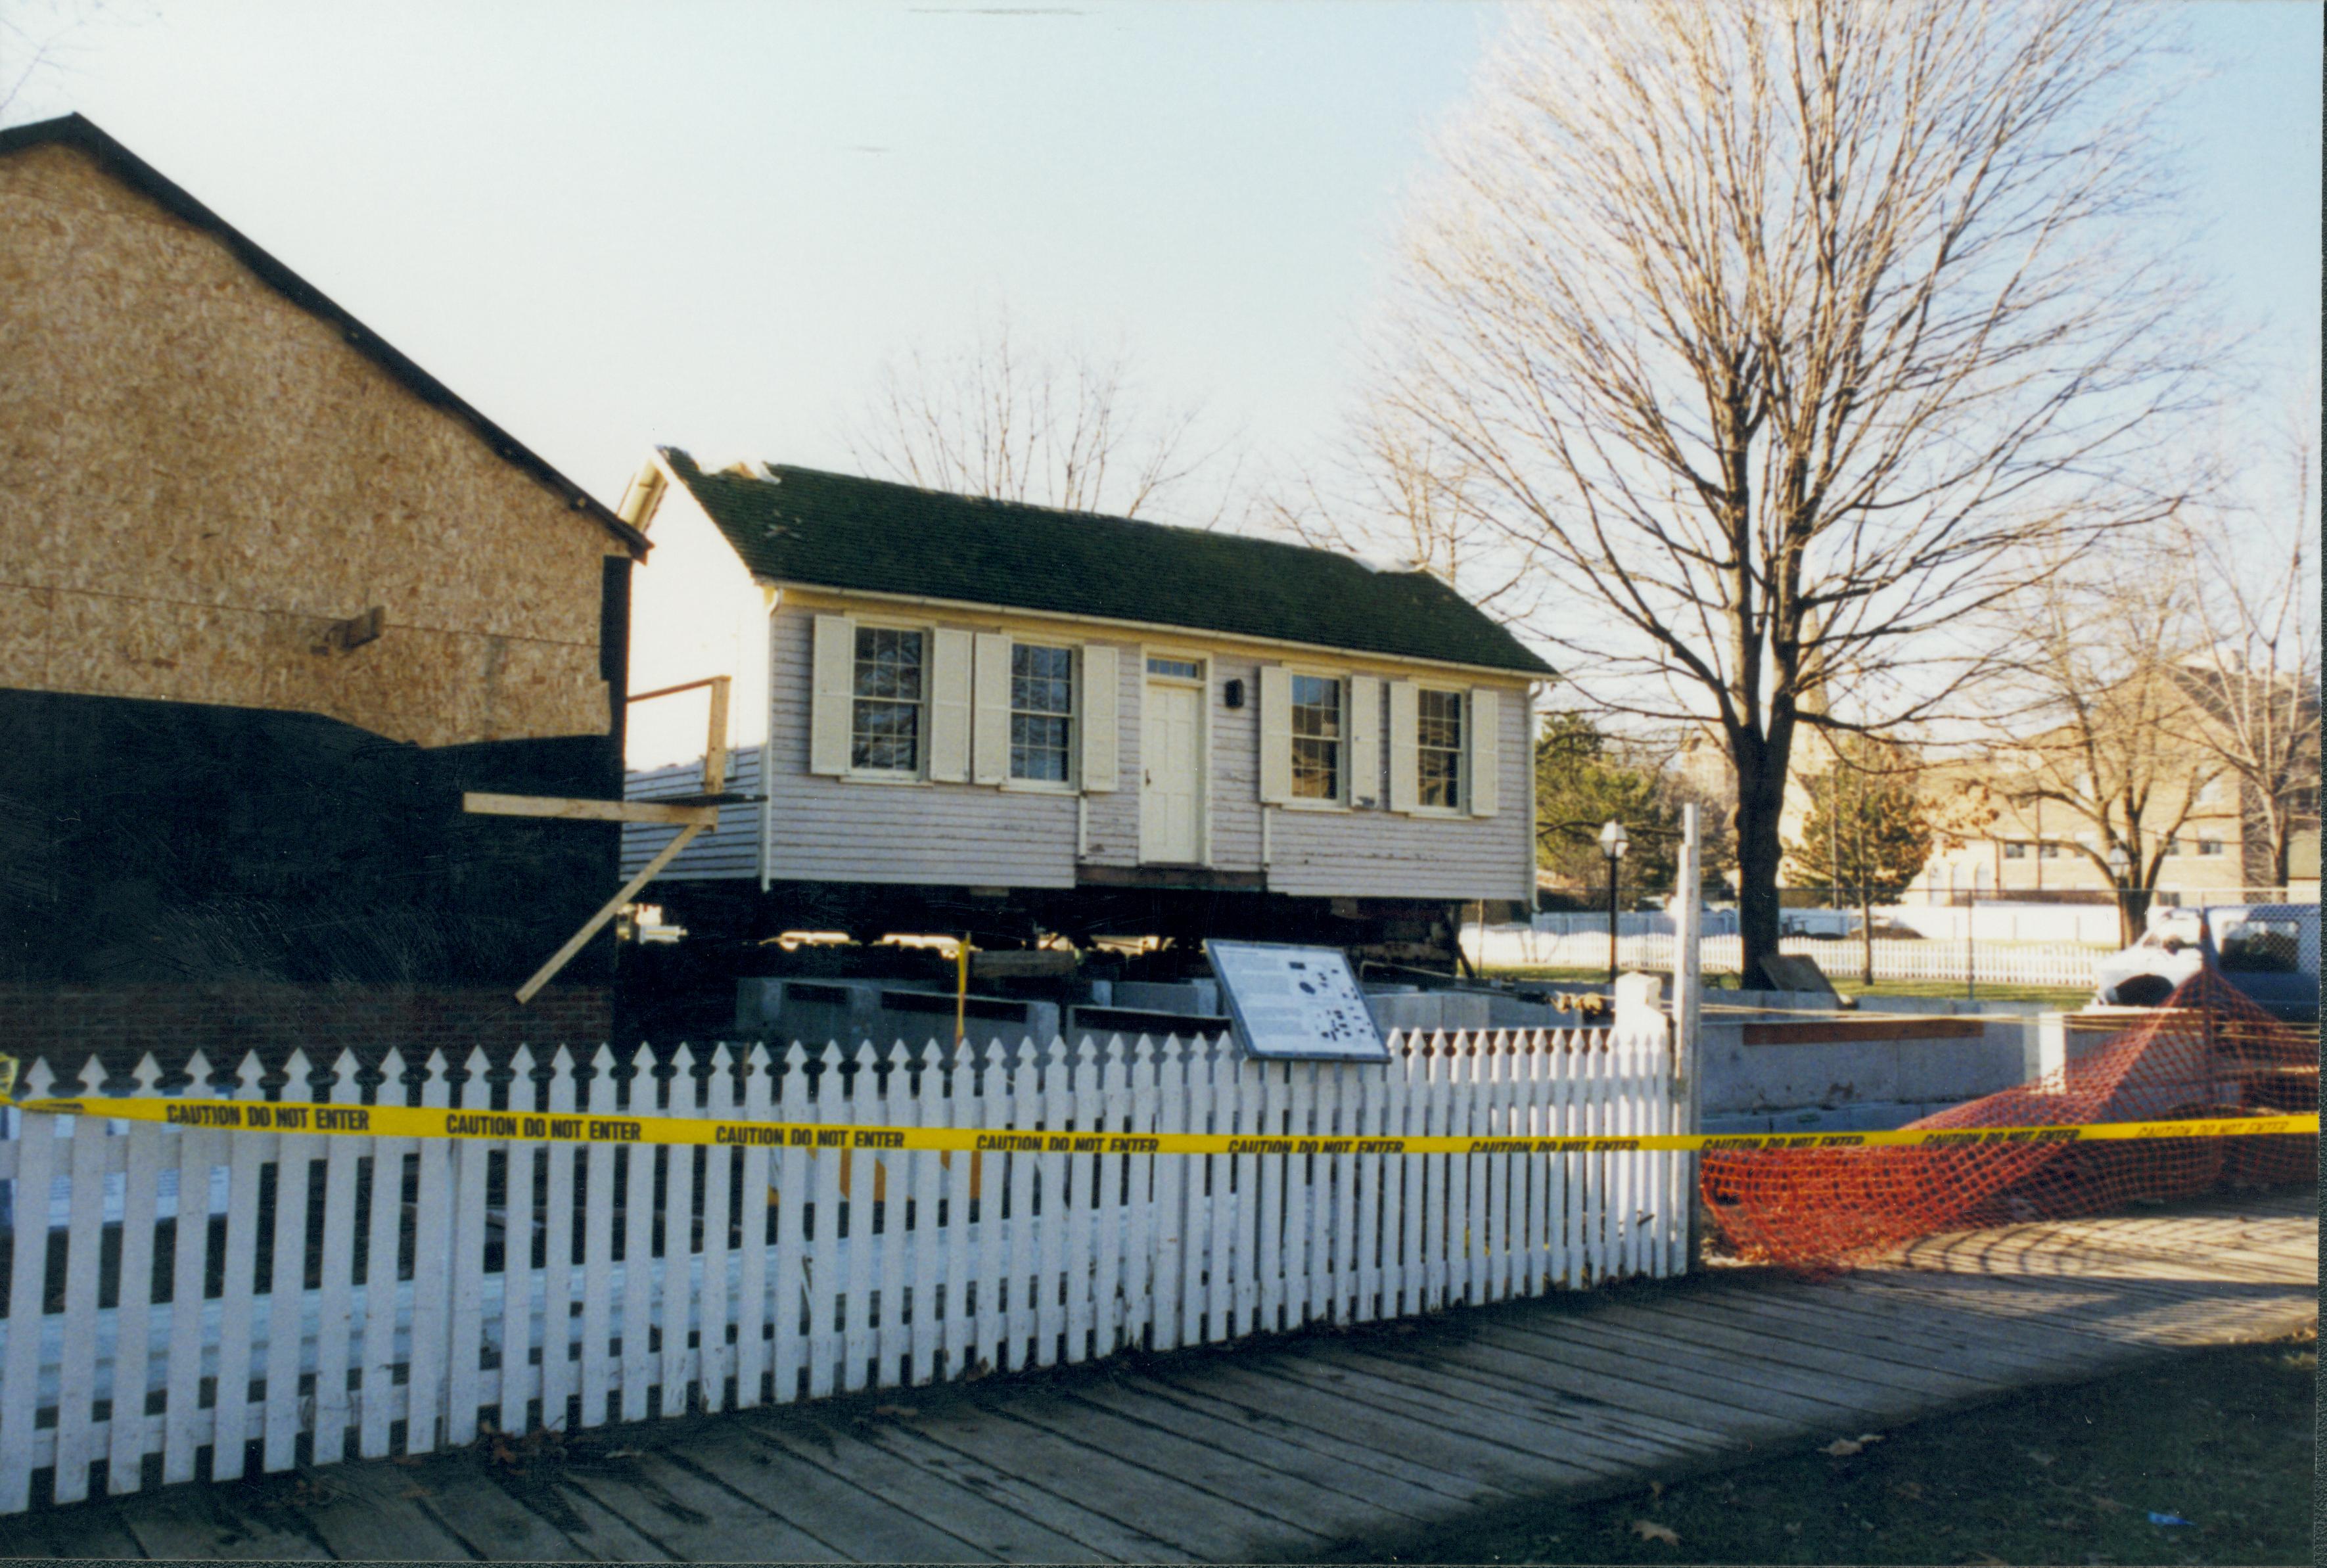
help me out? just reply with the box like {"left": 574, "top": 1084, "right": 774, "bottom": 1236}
{"left": 0, "top": 115, "right": 648, "bottom": 1060}
{"left": 622, "top": 450, "right": 1554, "bottom": 961}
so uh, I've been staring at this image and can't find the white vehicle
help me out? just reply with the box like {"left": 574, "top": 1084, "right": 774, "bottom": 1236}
{"left": 1781, "top": 909, "right": 1925, "bottom": 941}
{"left": 2091, "top": 903, "right": 2319, "bottom": 1025}
{"left": 1780, "top": 909, "right": 1861, "bottom": 940}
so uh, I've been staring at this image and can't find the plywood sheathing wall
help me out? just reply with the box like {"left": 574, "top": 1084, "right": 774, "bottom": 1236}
{"left": 0, "top": 141, "right": 624, "bottom": 749}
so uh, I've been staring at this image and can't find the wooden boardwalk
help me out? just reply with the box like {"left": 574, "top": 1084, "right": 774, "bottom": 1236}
{"left": 2, "top": 1188, "right": 2313, "bottom": 1563}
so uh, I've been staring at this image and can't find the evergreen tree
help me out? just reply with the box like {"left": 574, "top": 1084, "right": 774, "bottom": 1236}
{"left": 1785, "top": 739, "right": 1934, "bottom": 901}
{"left": 1534, "top": 714, "right": 1678, "bottom": 902}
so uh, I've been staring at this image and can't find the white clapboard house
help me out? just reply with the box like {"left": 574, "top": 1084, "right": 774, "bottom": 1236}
{"left": 619, "top": 450, "right": 1554, "bottom": 957}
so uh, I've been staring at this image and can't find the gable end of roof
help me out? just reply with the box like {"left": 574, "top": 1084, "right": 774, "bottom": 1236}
{"left": 0, "top": 114, "right": 646, "bottom": 557}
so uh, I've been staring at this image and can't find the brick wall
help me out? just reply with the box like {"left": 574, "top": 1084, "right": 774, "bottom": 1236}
{"left": 0, "top": 982, "right": 612, "bottom": 1082}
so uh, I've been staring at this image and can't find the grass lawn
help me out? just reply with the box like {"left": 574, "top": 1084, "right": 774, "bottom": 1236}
{"left": 1485, "top": 965, "right": 2095, "bottom": 1012}
{"left": 1299, "top": 1333, "right": 2317, "bottom": 1565}
{"left": 1820, "top": 974, "right": 2096, "bottom": 1009}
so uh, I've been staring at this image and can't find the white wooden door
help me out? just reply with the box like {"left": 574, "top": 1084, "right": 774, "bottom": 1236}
{"left": 1141, "top": 681, "right": 1203, "bottom": 864}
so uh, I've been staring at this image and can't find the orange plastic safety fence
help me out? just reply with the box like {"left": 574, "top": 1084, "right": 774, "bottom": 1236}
{"left": 1701, "top": 969, "right": 2319, "bottom": 1268}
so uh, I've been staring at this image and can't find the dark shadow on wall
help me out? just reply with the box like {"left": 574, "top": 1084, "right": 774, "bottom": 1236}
{"left": 0, "top": 688, "right": 621, "bottom": 990}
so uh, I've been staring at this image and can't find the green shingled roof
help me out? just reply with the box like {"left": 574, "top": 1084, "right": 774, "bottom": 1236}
{"left": 661, "top": 451, "right": 1554, "bottom": 678}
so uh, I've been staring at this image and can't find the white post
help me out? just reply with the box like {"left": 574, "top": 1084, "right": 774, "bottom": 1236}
{"left": 1673, "top": 802, "right": 1704, "bottom": 1268}
{"left": 2030, "top": 1011, "right": 2069, "bottom": 1084}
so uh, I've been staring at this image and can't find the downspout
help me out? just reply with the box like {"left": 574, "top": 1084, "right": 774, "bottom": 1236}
{"left": 762, "top": 586, "right": 781, "bottom": 892}
{"left": 1524, "top": 681, "right": 1540, "bottom": 910}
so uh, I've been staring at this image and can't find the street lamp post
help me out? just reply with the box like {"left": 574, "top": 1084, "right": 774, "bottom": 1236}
{"left": 2107, "top": 843, "right": 2132, "bottom": 948}
{"left": 1599, "top": 819, "right": 1630, "bottom": 989}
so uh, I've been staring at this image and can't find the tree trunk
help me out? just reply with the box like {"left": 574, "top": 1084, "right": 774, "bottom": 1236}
{"left": 1734, "top": 758, "right": 1788, "bottom": 988}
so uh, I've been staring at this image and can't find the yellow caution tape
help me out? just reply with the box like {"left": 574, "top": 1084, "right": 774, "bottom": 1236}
{"left": 2, "top": 1083, "right": 2313, "bottom": 1156}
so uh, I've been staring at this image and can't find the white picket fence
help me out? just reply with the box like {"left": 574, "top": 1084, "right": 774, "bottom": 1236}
{"left": 1474, "top": 926, "right": 2108, "bottom": 990}
{"left": 0, "top": 1026, "right": 1683, "bottom": 1513}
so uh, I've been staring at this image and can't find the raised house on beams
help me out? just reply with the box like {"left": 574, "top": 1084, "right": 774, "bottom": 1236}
{"left": 620, "top": 451, "right": 1554, "bottom": 963}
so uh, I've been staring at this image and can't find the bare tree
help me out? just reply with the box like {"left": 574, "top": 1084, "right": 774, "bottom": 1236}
{"left": 1369, "top": 0, "right": 2213, "bottom": 984}
{"left": 1981, "top": 558, "right": 2226, "bottom": 941}
{"left": 1, "top": 1, "right": 139, "bottom": 124}
{"left": 2165, "top": 427, "right": 2321, "bottom": 890}
{"left": 1258, "top": 400, "right": 1538, "bottom": 623}
{"left": 844, "top": 306, "right": 1241, "bottom": 524}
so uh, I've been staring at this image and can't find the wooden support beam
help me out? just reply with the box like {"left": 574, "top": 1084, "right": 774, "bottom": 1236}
{"left": 515, "top": 821, "right": 706, "bottom": 1004}
{"left": 496, "top": 670, "right": 739, "bottom": 1005}
{"left": 703, "top": 677, "right": 731, "bottom": 796}
{"left": 462, "top": 792, "right": 718, "bottom": 827}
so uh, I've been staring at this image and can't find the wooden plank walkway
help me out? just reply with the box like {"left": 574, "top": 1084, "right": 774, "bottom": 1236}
{"left": 1, "top": 1188, "right": 2312, "bottom": 1563}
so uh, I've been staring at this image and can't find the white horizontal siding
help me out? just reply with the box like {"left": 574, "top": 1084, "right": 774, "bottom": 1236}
{"left": 764, "top": 610, "right": 1079, "bottom": 888}
{"left": 626, "top": 602, "right": 1536, "bottom": 902}
{"left": 1264, "top": 672, "right": 1534, "bottom": 902}
{"left": 621, "top": 750, "right": 766, "bottom": 883}
{"left": 1207, "top": 657, "right": 1266, "bottom": 869}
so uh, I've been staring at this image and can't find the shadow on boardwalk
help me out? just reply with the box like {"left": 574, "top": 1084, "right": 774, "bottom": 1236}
{"left": 1, "top": 1188, "right": 2313, "bottom": 1563}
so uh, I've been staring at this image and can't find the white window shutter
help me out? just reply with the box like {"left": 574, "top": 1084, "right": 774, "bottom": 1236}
{"left": 1468, "top": 687, "right": 1501, "bottom": 816}
{"left": 1387, "top": 679, "right": 1419, "bottom": 813}
{"left": 928, "top": 628, "right": 973, "bottom": 782}
{"left": 809, "top": 614, "right": 854, "bottom": 775}
{"left": 972, "top": 632, "right": 1011, "bottom": 785}
{"left": 1257, "top": 664, "right": 1293, "bottom": 804}
{"left": 1080, "top": 643, "right": 1119, "bottom": 791}
{"left": 1348, "top": 675, "right": 1383, "bottom": 808}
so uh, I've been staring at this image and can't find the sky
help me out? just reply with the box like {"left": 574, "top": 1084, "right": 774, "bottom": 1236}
{"left": 5, "top": 0, "right": 2320, "bottom": 526}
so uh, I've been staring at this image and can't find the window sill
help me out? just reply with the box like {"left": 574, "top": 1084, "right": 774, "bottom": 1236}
{"left": 1406, "top": 805, "right": 1469, "bottom": 819}
{"left": 842, "top": 772, "right": 931, "bottom": 787}
{"left": 1276, "top": 798, "right": 1348, "bottom": 814}
{"left": 999, "top": 779, "right": 1078, "bottom": 795}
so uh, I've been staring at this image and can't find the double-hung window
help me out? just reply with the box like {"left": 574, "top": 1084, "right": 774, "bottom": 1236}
{"left": 1291, "top": 675, "right": 1343, "bottom": 800}
{"left": 2003, "top": 841, "right": 2027, "bottom": 860}
{"left": 1009, "top": 643, "right": 1074, "bottom": 783}
{"left": 1417, "top": 689, "right": 1463, "bottom": 809}
{"left": 851, "top": 626, "right": 924, "bottom": 773}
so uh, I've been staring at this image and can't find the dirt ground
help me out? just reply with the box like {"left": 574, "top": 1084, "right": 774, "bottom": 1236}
{"left": 1301, "top": 1331, "right": 2318, "bottom": 1566}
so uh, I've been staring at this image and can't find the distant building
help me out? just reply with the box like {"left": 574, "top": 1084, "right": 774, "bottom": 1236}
{"left": 0, "top": 116, "right": 648, "bottom": 1062}
{"left": 1910, "top": 658, "right": 2318, "bottom": 906}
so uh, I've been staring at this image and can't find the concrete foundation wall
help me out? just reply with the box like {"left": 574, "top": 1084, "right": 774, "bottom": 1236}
{"left": 1697, "top": 988, "right": 2039, "bottom": 1133}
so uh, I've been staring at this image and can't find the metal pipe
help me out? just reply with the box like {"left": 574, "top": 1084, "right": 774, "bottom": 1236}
{"left": 955, "top": 936, "right": 972, "bottom": 1047}
{"left": 1606, "top": 851, "right": 1621, "bottom": 989}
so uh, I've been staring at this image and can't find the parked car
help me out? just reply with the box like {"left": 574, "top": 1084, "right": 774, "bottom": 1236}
{"left": 1780, "top": 910, "right": 1860, "bottom": 940}
{"left": 2090, "top": 903, "right": 2319, "bottom": 1026}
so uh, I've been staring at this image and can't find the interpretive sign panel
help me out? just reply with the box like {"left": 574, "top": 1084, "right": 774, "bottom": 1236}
{"left": 1203, "top": 940, "right": 1389, "bottom": 1062}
